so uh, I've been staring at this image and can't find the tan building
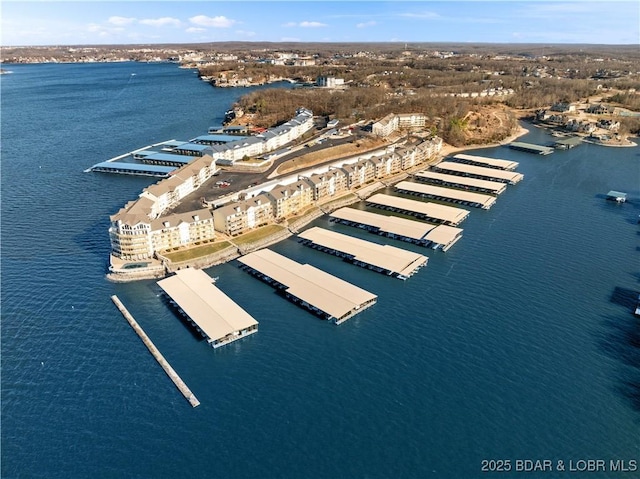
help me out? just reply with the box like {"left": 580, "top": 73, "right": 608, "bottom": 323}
{"left": 151, "top": 208, "right": 215, "bottom": 253}
{"left": 302, "top": 169, "right": 349, "bottom": 201}
{"left": 265, "top": 180, "right": 314, "bottom": 219}
{"left": 213, "top": 193, "right": 274, "bottom": 236}
{"left": 109, "top": 198, "right": 155, "bottom": 260}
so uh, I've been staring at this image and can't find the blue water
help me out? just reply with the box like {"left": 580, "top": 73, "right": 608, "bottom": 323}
{"left": 2, "top": 62, "right": 639, "bottom": 479}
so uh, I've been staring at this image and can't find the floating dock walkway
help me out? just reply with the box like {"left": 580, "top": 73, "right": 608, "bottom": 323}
{"left": 237, "top": 248, "right": 377, "bottom": 324}
{"left": 433, "top": 161, "right": 524, "bottom": 185}
{"left": 508, "top": 141, "right": 554, "bottom": 155}
{"left": 452, "top": 153, "right": 519, "bottom": 170}
{"left": 366, "top": 193, "right": 469, "bottom": 226}
{"left": 157, "top": 268, "right": 258, "bottom": 349}
{"left": 298, "top": 227, "right": 428, "bottom": 280}
{"left": 395, "top": 180, "right": 497, "bottom": 210}
{"left": 330, "top": 207, "right": 463, "bottom": 251}
{"left": 111, "top": 295, "right": 200, "bottom": 408}
{"left": 413, "top": 170, "right": 507, "bottom": 195}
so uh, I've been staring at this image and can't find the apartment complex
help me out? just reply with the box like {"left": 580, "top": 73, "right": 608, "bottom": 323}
{"left": 110, "top": 153, "right": 220, "bottom": 260}
{"left": 212, "top": 136, "right": 443, "bottom": 237}
{"left": 372, "top": 113, "right": 428, "bottom": 137}
{"left": 212, "top": 108, "right": 314, "bottom": 165}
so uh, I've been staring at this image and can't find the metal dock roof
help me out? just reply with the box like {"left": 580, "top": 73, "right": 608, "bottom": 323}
{"left": 157, "top": 268, "right": 258, "bottom": 347}
{"left": 298, "top": 226, "right": 428, "bottom": 279}
{"left": 191, "top": 134, "right": 249, "bottom": 144}
{"left": 366, "top": 193, "right": 470, "bottom": 226}
{"left": 414, "top": 170, "right": 507, "bottom": 195}
{"left": 452, "top": 153, "right": 519, "bottom": 170}
{"left": 508, "top": 141, "right": 554, "bottom": 155}
{"left": 141, "top": 152, "right": 195, "bottom": 164}
{"left": 395, "top": 181, "right": 497, "bottom": 209}
{"left": 330, "top": 207, "right": 463, "bottom": 250}
{"left": 89, "top": 161, "right": 175, "bottom": 177}
{"left": 237, "top": 248, "right": 377, "bottom": 323}
{"left": 433, "top": 161, "right": 524, "bottom": 184}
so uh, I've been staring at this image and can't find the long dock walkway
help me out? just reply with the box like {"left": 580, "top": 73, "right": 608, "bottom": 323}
{"left": 111, "top": 295, "right": 200, "bottom": 408}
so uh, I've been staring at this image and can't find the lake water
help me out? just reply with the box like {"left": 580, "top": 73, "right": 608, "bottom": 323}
{"left": 2, "top": 61, "right": 638, "bottom": 478}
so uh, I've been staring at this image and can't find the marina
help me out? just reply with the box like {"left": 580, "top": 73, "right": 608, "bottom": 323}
{"left": 298, "top": 226, "right": 428, "bottom": 280}
{"left": 366, "top": 193, "right": 470, "bottom": 226}
{"left": 237, "top": 248, "right": 377, "bottom": 324}
{"left": 157, "top": 268, "right": 258, "bottom": 348}
{"left": 395, "top": 180, "right": 497, "bottom": 209}
{"left": 329, "top": 207, "right": 463, "bottom": 251}
{"left": 508, "top": 141, "right": 555, "bottom": 155}
{"left": 433, "top": 161, "right": 524, "bottom": 184}
{"left": 413, "top": 170, "right": 507, "bottom": 195}
{"left": 451, "top": 153, "right": 519, "bottom": 170}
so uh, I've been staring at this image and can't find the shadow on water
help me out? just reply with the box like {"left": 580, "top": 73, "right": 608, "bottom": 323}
{"left": 158, "top": 293, "right": 207, "bottom": 343}
{"left": 610, "top": 286, "right": 639, "bottom": 310}
{"left": 599, "top": 290, "right": 640, "bottom": 416}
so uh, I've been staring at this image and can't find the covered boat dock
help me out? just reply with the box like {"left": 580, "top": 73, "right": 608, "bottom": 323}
{"left": 329, "top": 207, "right": 463, "bottom": 251}
{"left": 452, "top": 153, "right": 519, "bottom": 170}
{"left": 237, "top": 248, "right": 377, "bottom": 324}
{"left": 157, "top": 268, "right": 258, "bottom": 348}
{"left": 413, "top": 170, "right": 507, "bottom": 195}
{"left": 508, "top": 141, "right": 554, "bottom": 155}
{"left": 88, "top": 161, "right": 176, "bottom": 177}
{"left": 366, "top": 193, "right": 469, "bottom": 226}
{"left": 433, "top": 161, "right": 524, "bottom": 185}
{"left": 395, "top": 181, "right": 497, "bottom": 209}
{"left": 298, "top": 227, "right": 428, "bottom": 280}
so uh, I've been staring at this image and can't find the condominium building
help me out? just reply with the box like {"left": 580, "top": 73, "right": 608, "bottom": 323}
{"left": 212, "top": 193, "right": 274, "bottom": 236}
{"left": 265, "top": 180, "right": 314, "bottom": 219}
{"left": 151, "top": 208, "right": 215, "bottom": 253}
{"left": 302, "top": 169, "right": 349, "bottom": 201}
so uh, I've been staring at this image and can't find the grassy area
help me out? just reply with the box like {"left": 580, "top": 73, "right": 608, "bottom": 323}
{"left": 163, "top": 241, "right": 232, "bottom": 262}
{"left": 277, "top": 138, "right": 386, "bottom": 175}
{"left": 233, "top": 224, "right": 287, "bottom": 245}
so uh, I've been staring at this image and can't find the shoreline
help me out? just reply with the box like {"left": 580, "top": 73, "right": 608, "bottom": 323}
{"left": 107, "top": 123, "right": 531, "bottom": 283}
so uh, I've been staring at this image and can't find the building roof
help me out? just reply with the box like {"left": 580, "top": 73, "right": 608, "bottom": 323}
{"left": 151, "top": 208, "right": 212, "bottom": 231}
{"left": 395, "top": 181, "right": 497, "bottom": 209}
{"left": 237, "top": 248, "right": 376, "bottom": 321}
{"left": 434, "top": 161, "right": 524, "bottom": 184}
{"left": 157, "top": 268, "right": 258, "bottom": 343}
{"left": 298, "top": 226, "right": 427, "bottom": 278}
{"left": 452, "top": 153, "right": 519, "bottom": 170}
{"left": 366, "top": 193, "right": 470, "bottom": 225}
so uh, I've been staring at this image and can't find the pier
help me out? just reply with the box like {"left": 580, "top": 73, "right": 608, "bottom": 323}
{"left": 395, "top": 180, "right": 497, "bottom": 209}
{"left": 329, "top": 207, "right": 463, "bottom": 251}
{"left": 237, "top": 248, "right": 377, "bottom": 324}
{"left": 413, "top": 170, "right": 507, "bottom": 195}
{"left": 157, "top": 268, "right": 258, "bottom": 348}
{"left": 111, "top": 295, "right": 200, "bottom": 408}
{"left": 452, "top": 153, "right": 519, "bottom": 170}
{"left": 433, "top": 161, "right": 524, "bottom": 185}
{"left": 366, "top": 193, "right": 470, "bottom": 226}
{"left": 508, "top": 141, "right": 554, "bottom": 155}
{"left": 298, "top": 226, "right": 428, "bottom": 280}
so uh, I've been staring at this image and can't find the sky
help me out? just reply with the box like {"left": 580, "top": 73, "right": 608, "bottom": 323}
{"left": 2, "top": 1, "right": 639, "bottom": 47}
